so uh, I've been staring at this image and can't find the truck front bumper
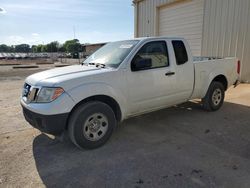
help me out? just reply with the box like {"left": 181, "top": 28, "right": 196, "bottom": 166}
{"left": 22, "top": 105, "right": 69, "bottom": 135}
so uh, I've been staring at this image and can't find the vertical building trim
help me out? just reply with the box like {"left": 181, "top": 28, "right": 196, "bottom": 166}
{"left": 134, "top": 2, "right": 139, "bottom": 37}
{"left": 221, "top": 0, "right": 229, "bottom": 57}
{"left": 154, "top": 7, "right": 159, "bottom": 36}
{"left": 200, "top": 0, "right": 207, "bottom": 56}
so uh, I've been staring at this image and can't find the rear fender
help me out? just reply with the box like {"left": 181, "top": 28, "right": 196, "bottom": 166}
{"left": 200, "top": 70, "right": 227, "bottom": 98}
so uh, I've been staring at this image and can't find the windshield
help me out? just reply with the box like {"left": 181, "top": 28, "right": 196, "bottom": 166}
{"left": 83, "top": 40, "right": 139, "bottom": 68}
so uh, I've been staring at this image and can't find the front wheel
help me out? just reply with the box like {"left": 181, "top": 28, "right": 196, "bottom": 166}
{"left": 68, "top": 101, "right": 117, "bottom": 149}
{"left": 202, "top": 81, "right": 225, "bottom": 111}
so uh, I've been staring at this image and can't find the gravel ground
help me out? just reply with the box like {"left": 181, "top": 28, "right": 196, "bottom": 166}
{"left": 0, "top": 68, "right": 250, "bottom": 188}
{"left": 0, "top": 59, "right": 82, "bottom": 81}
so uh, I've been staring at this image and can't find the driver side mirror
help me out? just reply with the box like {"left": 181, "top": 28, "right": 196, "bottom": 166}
{"left": 131, "top": 58, "right": 152, "bottom": 71}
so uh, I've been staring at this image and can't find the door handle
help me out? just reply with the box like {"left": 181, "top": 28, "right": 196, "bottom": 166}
{"left": 165, "top": 72, "right": 175, "bottom": 76}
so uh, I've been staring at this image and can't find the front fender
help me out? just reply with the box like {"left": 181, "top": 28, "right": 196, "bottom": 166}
{"left": 67, "top": 82, "right": 127, "bottom": 120}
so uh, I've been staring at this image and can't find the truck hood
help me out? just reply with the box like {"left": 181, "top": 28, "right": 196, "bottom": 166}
{"left": 26, "top": 65, "right": 111, "bottom": 86}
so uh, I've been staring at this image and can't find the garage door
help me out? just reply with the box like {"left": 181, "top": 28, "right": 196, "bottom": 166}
{"left": 159, "top": 0, "right": 204, "bottom": 56}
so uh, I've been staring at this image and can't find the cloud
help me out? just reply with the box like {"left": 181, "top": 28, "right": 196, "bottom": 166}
{"left": 78, "top": 31, "right": 133, "bottom": 44}
{"left": 5, "top": 34, "right": 42, "bottom": 45}
{"left": 32, "top": 33, "right": 40, "bottom": 37}
{"left": 8, "top": 36, "right": 25, "bottom": 44}
{"left": 2, "top": 3, "right": 99, "bottom": 18}
{"left": 29, "top": 33, "right": 42, "bottom": 44}
{"left": 0, "top": 7, "right": 7, "bottom": 14}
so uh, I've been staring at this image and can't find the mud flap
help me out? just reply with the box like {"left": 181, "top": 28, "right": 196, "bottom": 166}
{"left": 234, "top": 80, "right": 240, "bottom": 88}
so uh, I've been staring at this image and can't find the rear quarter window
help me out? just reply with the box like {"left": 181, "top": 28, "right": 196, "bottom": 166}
{"left": 172, "top": 40, "right": 188, "bottom": 65}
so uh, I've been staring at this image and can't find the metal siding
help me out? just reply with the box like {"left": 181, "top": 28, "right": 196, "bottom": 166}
{"left": 202, "top": 0, "right": 250, "bottom": 81}
{"left": 136, "top": 0, "right": 204, "bottom": 56}
{"left": 136, "top": 0, "right": 177, "bottom": 37}
{"left": 135, "top": 0, "right": 250, "bottom": 81}
{"left": 158, "top": 0, "right": 204, "bottom": 56}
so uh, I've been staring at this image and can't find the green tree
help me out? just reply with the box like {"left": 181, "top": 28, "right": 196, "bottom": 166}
{"left": 63, "top": 39, "right": 82, "bottom": 53}
{"left": 15, "top": 44, "right": 31, "bottom": 53}
{"left": 46, "top": 41, "right": 59, "bottom": 52}
{"left": 0, "top": 44, "right": 9, "bottom": 52}
{"left": 0, "top": 39, "right": 83, "bottom": 53}
{"left": 41, "top": 45, "right": 48, "bottom": 52}
{"left": 31, "top": 45, "right": 37, "bottom": 53}
{"left": 58, "top": 44, "right": 66, "bottom": 52}
{"left": 0, "top": 44, "right": 14, "bottom": 52}
{"left": 10, "top": 45, "right": 15, "bottom": 52}
{"left": 36, "top": 45, "right": 43, "bottom": 53}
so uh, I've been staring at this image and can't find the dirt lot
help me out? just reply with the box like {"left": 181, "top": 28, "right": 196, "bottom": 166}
{"left": 1, "top": 68, "right": 250, "bottom": 188}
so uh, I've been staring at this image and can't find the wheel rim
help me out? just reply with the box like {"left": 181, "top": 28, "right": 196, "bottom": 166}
{"left": 83, "top": 113, "right": 109, "bottom": 141}
{"left": 212, "top": 88, "right": 222, "bottom": 106}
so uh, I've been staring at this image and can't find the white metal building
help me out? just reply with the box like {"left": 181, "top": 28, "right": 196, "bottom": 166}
{"left": 133, "top": 0, "right": 250, "bottom": 81}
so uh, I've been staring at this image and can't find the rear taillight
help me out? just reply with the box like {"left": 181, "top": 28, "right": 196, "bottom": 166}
{"left": 237, "top": 60, "right": 241, "bottom": 74}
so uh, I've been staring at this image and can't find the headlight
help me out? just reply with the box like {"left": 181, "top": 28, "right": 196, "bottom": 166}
{"left": 36, "top": 87, "right": 64, "bottom": 103}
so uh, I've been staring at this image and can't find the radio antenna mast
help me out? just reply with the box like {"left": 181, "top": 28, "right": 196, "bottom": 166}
{"left": 73, "top": 26, "right": 76, "bottom": 39}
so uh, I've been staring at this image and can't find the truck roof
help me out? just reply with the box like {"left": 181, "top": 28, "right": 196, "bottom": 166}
{"left": 134, "top": 36, "right": 185, "bottom": 42}
{"left": 105, "top": 36, "right": 185, "bottom": 44}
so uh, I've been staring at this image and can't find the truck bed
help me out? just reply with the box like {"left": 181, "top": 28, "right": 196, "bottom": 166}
{"left": 191, "top": 57, "right": 238, "bottom": 99}
{"left": 193, "top": 56, "right": 222, "bottom": 62}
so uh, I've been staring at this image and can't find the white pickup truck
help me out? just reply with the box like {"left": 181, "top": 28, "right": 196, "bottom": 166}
{"left": 21, "top": 37, "right": 240, "bottom": 149}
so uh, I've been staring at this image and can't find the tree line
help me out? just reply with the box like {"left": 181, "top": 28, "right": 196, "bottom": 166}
{"left": 0, "top": 39, "right": 83, "bottom": 53}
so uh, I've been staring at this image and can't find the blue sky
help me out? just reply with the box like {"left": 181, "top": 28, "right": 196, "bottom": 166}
{"left": 0, "top": 0, "right": 134, "bottom": 45}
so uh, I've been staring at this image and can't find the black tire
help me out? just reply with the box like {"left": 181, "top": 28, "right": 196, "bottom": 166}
{"left": 202, "top": 81, "right": 225, "bottom": 111}
{"left": 68, "top": 101, "right": 117, "bottom": 149}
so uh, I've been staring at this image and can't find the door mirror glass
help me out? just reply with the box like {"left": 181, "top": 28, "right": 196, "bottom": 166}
{"left": 131, "top": 58, "right": 152, "bottom": 71}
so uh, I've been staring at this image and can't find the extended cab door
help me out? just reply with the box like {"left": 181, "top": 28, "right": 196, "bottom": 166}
{"left": 126, "top": 40, "right": 178, "bottom": 115}
{"left": 171, "top": 40, "right": 194, "bottom": 101}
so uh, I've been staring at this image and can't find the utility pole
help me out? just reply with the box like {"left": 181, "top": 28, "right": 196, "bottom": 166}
{"left": 73, "top": 26, "right": 76, "bottom": 39}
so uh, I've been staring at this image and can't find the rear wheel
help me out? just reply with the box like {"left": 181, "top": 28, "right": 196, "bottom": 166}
{"left": 202, "top": 81, "right": 225, "bottom": 111}
{"left": 68, "top": 101, "right": 117, "bottom": 149}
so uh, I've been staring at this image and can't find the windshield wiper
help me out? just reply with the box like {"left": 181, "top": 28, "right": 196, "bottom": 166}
{"left": 87, "top": 62, "right": 106, "bottom": 68}
{"left": 95, "top": 63, "right": 106, "bottom": 68}
{"left": 81, "top": 62, "right": 88, "bottom": 66}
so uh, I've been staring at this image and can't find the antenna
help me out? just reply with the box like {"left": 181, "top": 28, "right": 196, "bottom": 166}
{"left": 73, "top": 26, "right": 76, "bottom": 39}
